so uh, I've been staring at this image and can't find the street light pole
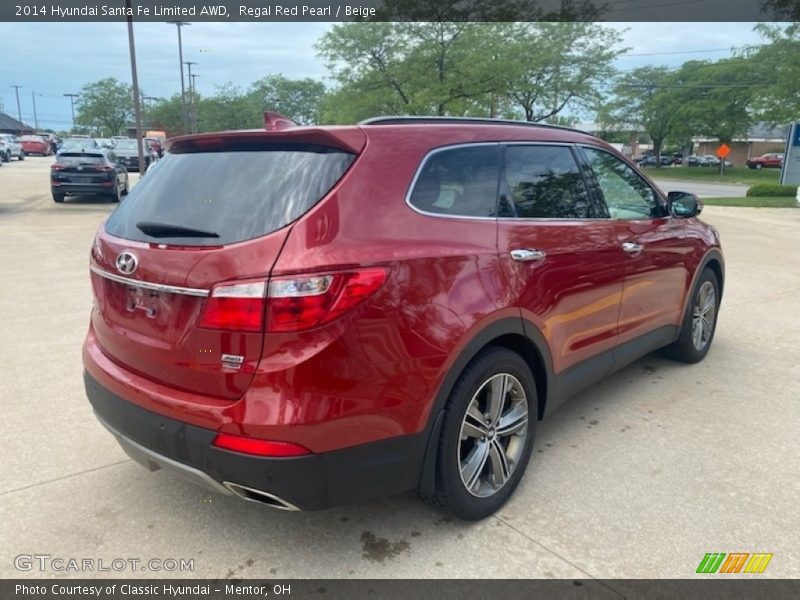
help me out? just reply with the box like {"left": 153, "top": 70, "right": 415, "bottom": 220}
{"left": 11, "top": 85, "right": 23, "bottom": 124}
{"left": 190, "top": 73, "right": 199, "bottom": 133}
{"left": 63, "top": 93, "right": 78, "bottom": 131}
{"left": 184, "top": 61, "right": 197, "bottom": 133}
{"left": 167, "top": 21, "right": 191, "bottom": 134}
{"left": 126, "top": 0, "right": 146, "bottom": 174}
{"left": 31, "top": 92, "right": 39, "bottom": 129}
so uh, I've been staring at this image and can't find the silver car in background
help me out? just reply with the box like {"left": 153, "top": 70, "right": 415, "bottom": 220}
{"left": 0, "top": 134, "right": 25, "bottom": 162}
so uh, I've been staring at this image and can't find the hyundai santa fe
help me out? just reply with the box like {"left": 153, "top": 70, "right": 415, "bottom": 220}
{"left": 83, "top": 115, "right": 724, "bottom": 520}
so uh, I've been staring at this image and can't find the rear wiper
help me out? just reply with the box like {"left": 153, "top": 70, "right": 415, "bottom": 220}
{"left": 136, "top": 221, "right": 219, "bottom": 238}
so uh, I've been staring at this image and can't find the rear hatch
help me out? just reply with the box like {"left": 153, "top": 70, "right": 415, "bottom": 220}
{"left": 90, "top": 129, "right": 364, "bottom": 400}
{"left": 53, "top": 152, "right": 110, "bottom": 185}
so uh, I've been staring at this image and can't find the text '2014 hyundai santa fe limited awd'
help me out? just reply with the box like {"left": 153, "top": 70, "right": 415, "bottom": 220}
{"left": 83, "top": 115, "right": 723, "bottom": 520}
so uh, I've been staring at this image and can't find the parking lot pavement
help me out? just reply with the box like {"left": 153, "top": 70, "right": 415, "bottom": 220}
{"left": 1, "top": 157, "right": 798, "bottom": 581}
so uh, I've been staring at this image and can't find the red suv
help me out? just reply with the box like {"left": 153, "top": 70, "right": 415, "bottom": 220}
{"left": 83, "top": 116, "right": 724, "bottom": 520}
{"left": 746, "top": 153, "right": 784, "bottom": 169}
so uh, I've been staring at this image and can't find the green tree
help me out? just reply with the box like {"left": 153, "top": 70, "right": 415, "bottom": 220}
{"left": 249, "top": 75, "right": 327, "bottom": 125}
{"left": 600, "top": 66, "right": 690, "bottom": 166}
{"left": 501, "top": 22, "right": 623, "bottom": 122}
{"left": 75, "top": 78, "right": 134, "bottom": 135}
{"left": 747, "top": 23, "right": 800, "bottom": 124}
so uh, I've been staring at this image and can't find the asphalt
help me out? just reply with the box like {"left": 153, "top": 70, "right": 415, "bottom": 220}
{"left": 1, "top": 156, "right": 798, "bottom": 580}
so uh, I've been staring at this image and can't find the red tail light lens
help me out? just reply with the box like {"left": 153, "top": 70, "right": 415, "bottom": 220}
{"left": 96, "top": 164, "right": 113, "bottom": 172}
{"left": 266, "top": 267, "right": 388, "bottom": 332}
{"left": 198, "top": 280, "right": 266, "bottom": 332}
{"left": 51, "top": 163, "right": 66, "bottom": 171}
{"left": 212, "top": 433, "right": 310, "bottom": 457}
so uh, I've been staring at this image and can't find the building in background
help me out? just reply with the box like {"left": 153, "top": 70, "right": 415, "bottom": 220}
{"left": 0, "top": 112, "right": 35, "bottom": 136}
{"left": 693, "top": 123, "right": 788, "bottom": 166}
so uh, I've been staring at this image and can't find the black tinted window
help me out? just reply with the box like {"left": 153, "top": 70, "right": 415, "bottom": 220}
{"left": 503, "top": 145, "right": 594, "bottom": 219}
{"left": 105, "top": 145, "right": 355, "bottom": 246}
{"left": 409, "top": 145, "right": 499, "bottom": 217}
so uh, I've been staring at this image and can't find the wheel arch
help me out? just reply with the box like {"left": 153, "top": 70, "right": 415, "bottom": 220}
{"left": 417, "top": 316, "right": 553, "bottom": 498}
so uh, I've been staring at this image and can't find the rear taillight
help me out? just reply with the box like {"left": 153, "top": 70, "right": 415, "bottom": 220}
{"left": 96, "top": 165, "right": 113, "bottom": 172}
{"left": 51, "top": 163, "right": 66, "bottom": 171}
{"left": 212, "top": 433, "right": 310, "bottom": 457}
{"left": 198, "top": 280, "right": 266, "bottom": 333}
{"left": 266, "top": 267, "right": 388, "bottom": 332}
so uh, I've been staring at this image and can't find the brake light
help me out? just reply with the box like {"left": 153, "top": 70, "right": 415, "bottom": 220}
{"left": 266, "top": 267, "right": 388, "bottom": 332}
{"left": 212, "top": 433, "right": 310, "bottom": 457}
{"left": 51, "top": 163, "right": 66, "bottom": 171}
{"left": 197, "top": 280, "right": 266, "bottom": 332}
{"left": 96, "top": 164, "right": 113, "bottom": 172}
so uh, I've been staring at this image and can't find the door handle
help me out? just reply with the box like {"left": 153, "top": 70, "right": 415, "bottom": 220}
{"left": 510, "top": 248, "right": 546, "bottom": 262}
{"left": 622, "top": 241, "right": 644, "bottom": 255}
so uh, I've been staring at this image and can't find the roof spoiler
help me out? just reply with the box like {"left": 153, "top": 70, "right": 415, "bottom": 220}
{"left": 264, "top": 111, "right": 297, "bottom": 131}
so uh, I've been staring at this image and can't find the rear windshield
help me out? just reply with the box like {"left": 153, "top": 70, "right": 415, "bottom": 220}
{"left": 59, "top": 153, "right": 105, "bottom": 165}
{"left": 105, "top": 145, "right": 355, "bottom": 246}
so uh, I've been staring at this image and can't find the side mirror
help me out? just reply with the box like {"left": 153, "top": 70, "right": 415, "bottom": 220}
{"left": 668, "top": 191, "right": 702, "bottom": 218}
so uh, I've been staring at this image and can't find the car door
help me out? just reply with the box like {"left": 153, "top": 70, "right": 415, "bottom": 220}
{"left": 579, "top": 146, "right": 694, "bottom": 360}
{"left": 495, "top": 143, "right": 625, "bottom": 389}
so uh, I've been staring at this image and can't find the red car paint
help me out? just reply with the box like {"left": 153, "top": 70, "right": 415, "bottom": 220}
{"left": 83, "top": 117, "right": 723, "bottom": 508}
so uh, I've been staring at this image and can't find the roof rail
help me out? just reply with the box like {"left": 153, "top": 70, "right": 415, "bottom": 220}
{"left": 359, "top": 115, "right": 586, "bottom": 134}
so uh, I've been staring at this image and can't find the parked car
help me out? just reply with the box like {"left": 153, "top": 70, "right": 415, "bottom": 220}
{"left": 638, "top": 155, "right": 673, "bottom": 167}
{"left": 36, "top": 133, "right": 60, "bottom": 154}
{"left": 95, "top": 138, "right": 115, "bottom": 149}
{"left": 746, "top": 153, "right": 784, "bottom": 170}
{"left": 145, "top": 137, "right": 163, "bottom": 158}
{"left": 113, "top": 139, "right": 155, "bottom": 171}
{"left": 51, "top": 149, "right": 129, "bottom": 203}
{"left": 0, "top": 134, "right": 25, "bottom": 161}
{"left": 686, "top": 155, "right": 710, "bottom": 167}
{"left": 671, "top": 152, "right": 683, "bottom": 165}
{"left": 83, "top": 115, "right": 724, "bottom": 520}
{"left": 18, "top": 135, "right": 51, "bottom": 156}
{"left": 701, "top": 155, "right": 733, "bottom": 168}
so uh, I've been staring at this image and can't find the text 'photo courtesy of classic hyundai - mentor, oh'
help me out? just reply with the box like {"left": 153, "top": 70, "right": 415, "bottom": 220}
{"left": 83, "top": 114, "right": 724, "bottom": 520}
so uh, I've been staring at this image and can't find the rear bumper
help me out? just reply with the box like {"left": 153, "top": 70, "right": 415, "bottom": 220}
{"left": 84, "top": 371, "right": 425, "bottom": 510}
{"left": 53, "top": 183, "right": 113, "bottom": 195}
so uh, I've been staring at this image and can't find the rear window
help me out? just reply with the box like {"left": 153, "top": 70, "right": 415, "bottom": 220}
{"left": 105, "top": 144, "right": 355, "bottom": 246}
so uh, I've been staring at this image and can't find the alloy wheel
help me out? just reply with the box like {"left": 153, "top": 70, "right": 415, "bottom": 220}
{"left": 458, "top": 373, "right": 529, "bottom": 498}
{"left": 691, "top": 281, "right": 716, "bottom": 350}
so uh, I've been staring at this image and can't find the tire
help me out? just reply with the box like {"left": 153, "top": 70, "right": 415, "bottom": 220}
{"left": 109, "top": 181, "right": 121, "bottom": 203}
{"left": 663, "top": 269, "right": 720, "bottom": 363}
{"left": 121, "top": 177, "right": 129, "bottom": 196}
{"left": 18, "top": 153, "right": 24, "bottom": 161}
{"left": 52, "top": 192, "right": 65, "bottom": 203}
{"left": 434, "top": 346, "right": 537, "bottom": 520}
{"left": 2, "top": 152, "right": 9, "bottom": 163}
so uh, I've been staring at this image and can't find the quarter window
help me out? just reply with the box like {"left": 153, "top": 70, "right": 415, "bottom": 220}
{"left": 409, "top": 145, "right": 500, "bottom": 217}
{"left": 583, "top": 147, "right": 662, "bottom": 220}
{"left": 502, "top": 145, "right": 596, "bottom": 219}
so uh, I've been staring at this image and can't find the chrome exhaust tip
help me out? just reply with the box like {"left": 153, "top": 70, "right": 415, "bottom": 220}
{"left": 223, "top": 482, "right": 300, "bottom": 511}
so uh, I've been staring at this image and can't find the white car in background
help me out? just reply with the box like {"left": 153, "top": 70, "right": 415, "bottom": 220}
{"left": 0, "top": 134, "right": 25, "bottom": 162}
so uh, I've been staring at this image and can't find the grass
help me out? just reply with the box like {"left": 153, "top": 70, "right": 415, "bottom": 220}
{"left": 642, "top": 166, "right": 780, "bottom": 187}
{"left": 700, "top": 196, "right": 797, "bottom": 208}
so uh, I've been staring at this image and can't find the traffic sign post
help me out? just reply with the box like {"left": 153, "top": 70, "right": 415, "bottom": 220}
{"left": 716, "top": 143, "right": 730, "bottom": 176}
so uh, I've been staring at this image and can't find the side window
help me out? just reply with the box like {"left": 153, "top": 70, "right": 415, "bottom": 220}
{"left": 409, "top": 145, "right": 499, "bottom": 217}
{"left": 503, "top": 145, "right": 596, "bottom": 219}
{"left": 583, "top": 147, "right": 662, "bottom": 220}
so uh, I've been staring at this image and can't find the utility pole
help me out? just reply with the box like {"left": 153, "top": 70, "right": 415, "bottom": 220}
{"left": 11, "top": 85, "right": 23, "bottom": 124}
{"left": 167, "top": 21, "right": 191, "bottom": 133}
{"left": 63, "top": 93, "right": 79, "bottom": 132}
{"left": 31, "top": 92, "right": 39, "bottom": 129}
{"left": 190, "top": 73, "right": 199, "bottom": 133}
{"left": 126, "top": 0, "right": 145, "bottom": 174}
{"left": 184, "top": 61, "right": 197, "bottom": 133}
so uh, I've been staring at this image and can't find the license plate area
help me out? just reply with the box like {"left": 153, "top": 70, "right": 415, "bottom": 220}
{"left": 126, "top": 286, "right": 158, "bottom": 318}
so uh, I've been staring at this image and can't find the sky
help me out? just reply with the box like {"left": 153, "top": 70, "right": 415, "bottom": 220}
{"left": 0, "top": 21, "right": 766, "bottom": 131}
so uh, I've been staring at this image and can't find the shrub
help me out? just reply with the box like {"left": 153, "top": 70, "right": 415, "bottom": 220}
{"left": 746, "top": 184, "right": 798, "bottom": 197}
